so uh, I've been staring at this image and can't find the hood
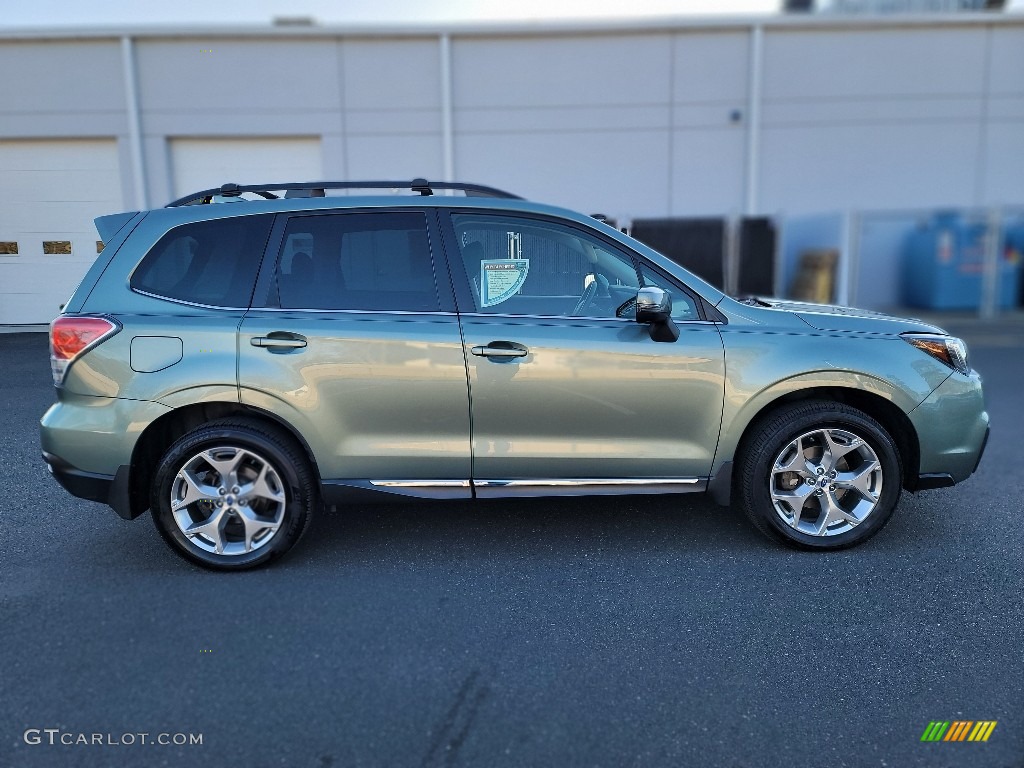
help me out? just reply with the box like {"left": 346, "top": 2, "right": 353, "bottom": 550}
{"left": 742, "top": 297, "right": 946, "bottom": 335}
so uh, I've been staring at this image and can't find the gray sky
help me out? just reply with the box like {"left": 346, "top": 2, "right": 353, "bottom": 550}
{"left": 0, "top": 1, "right": 783, "bottom": 28}
{"left": 3, "top": 0, "right": 1019, "bottom": 30}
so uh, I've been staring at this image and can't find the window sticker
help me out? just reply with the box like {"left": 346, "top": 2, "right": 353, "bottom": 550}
{"left": 480, "top": 259, "right": 530, "bottom": 307}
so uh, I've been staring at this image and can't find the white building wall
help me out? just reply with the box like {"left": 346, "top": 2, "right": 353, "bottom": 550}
{"left": 671, "top": 31, "right": 751, "bottom": 217}
{"left": 759, "top": 26, "right": 989, "bottom": 212}
{"left": 342, "top": 38, "right": 445, "bottom": 179}
{"left": 982, "top": 25, "right": 1024, "bottom": 205}
{"left": 452, "top": 34, "right": 673, "bottom": 221}
{"left": 0, "top": 17, "right": 1021, "bottom": 322}
{"left": 168, "top": 137, "right": 323, "bottom": 197}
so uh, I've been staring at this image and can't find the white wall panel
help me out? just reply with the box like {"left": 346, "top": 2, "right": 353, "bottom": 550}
{"left": 458, "top": 130, "right": 670, "bottom": 219}
{"left": 452, "top": 34, "right": 676, "bottom": 218}
{"left": 672, "top": 32, "right": 749, "bottom": 104}
{"left": 671, "top": 129, "right": 747, "bottom": 216}
{"left": 988, "top": 26, "right": 1024, "bottom": 95}
{"left": 169, "top": 137, "right": 322, "bottom": 198}
{"left": 340, "top": 39, "right": 443, "bottom": 176}
{"left": 453, "top": 35, "right": 672, "bottom": 108}
{"left": 982, "top": 27, "right": 1024, "bottom": 205}
{"left": 0, "top": 41, "right": 124, "bottom": 121}
{"left": 759, "top": 122, "right": 979, "bottom": 212}
{"left": 136, "top": 39, "right": 340, "bottom": 113}
{"left": 762, "top": 28, "right": 988, "bottom": 101}
{"left": 342, "top": 39, "right": 441, "bottom": 112}
{"left": 760, "top": 96, "right": 984, "bottom": 125}
{"left": 346, "top": 134, "right": 443, "bottom": 180}
{"left": 345, "top": 109, "right": 442, "bottom": 136}
{"left": 758, "top": 25, "right": 993, "bottom": 215}
{"left": 983, "top": 123, "right": 1024, "bottom": 206}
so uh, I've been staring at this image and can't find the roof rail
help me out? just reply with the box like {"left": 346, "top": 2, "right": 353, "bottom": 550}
{"left": 166, "top": 178, "right": 522, "bottom": 207}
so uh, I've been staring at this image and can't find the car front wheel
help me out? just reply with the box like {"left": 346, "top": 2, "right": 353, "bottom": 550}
{"left": 151, "top": 419, "right": 315, "bottom": 570}
{"left": 735, "top": 401, "right": 902, "bottom": 549}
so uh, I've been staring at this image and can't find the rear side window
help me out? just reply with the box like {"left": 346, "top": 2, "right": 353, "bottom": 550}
{"left": 277, "top": 212, "right": 439, "bottom": 311}
{"left": 131, "top": 215, "right": 273, "bottom": 307}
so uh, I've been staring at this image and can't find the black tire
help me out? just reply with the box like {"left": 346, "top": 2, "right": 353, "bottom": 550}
{"left": 151, "top": 418, "right": 316, "bottom": 570}
{"left": 734, "top": 400, "right": 903, "bottom": 550}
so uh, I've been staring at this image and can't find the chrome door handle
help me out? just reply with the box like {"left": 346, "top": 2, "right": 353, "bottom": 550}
{"left": 471, "top": 343, "right": 528, "bottom": 359}
{"left": 251, "top": 336, "right": 307, "bottom": 349}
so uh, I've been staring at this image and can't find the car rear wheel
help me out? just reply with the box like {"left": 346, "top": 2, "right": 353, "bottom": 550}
{"left": 151, "top": 419, "right": 315, "bottom": 570}
{"left": 735, "top": 401, "right": 902, "bottom": 549}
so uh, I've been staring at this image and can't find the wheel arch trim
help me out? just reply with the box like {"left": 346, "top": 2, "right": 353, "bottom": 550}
{"left": 712, "top": 377, "right": 921, "bottom": 502}
{"left": 127, "top": 399, "right": 323, "bottom": 520}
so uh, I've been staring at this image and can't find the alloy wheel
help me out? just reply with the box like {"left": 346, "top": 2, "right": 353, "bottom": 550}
{"left": 169, "top": 446, "right": 287, "bottom": 556}
{"left": 769, "top": 428, "right": 883, "bottom": 537}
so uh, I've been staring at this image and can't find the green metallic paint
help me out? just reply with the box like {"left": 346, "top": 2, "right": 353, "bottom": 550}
{"left": 707, "top": 299, "right": 960, "bottom": 480}
{"left": 42, "top": 193, "right": 988, "bottom": 524}
{"left": 909, "top": 370, "right": 989, "bottom": 481}
{"left": 238, "top": 311, "right": 472, "bottom": 484}
{"left": 40, "top": 392, "right": 171, "bottom": 475}
{"left": 61, "top": 314, "right": 241, "bottom": 404}
{"left": 461, "top": 314, "right": 724, "bottom": 479}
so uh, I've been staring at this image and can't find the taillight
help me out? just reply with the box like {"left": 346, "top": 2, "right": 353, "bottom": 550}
{"left": 49, "top": 316, "right": 120, "bottom": 387}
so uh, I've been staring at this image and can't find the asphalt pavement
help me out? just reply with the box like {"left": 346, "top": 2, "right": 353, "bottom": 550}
{"left": 1, "top": 326, "right": 1021, "bottom": 768}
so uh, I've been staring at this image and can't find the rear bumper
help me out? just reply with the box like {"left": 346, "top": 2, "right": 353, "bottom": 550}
{"left": 40, "top": 393, "right": 170, "bottom": 520}
{"left": 42, "top": 452, "right": 137, "bottom": 519}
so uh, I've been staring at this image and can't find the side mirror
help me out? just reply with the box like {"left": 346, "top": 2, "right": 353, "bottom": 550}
{"left": 635, "top": 286, "right": 679, "bottom": 343}
{"left": 636, "top": 287, "right": 671, "bottom": 324}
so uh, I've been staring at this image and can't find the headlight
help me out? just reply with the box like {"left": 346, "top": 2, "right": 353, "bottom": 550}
{"left": 903, "top": 333, "right": 970, "bottom": 375}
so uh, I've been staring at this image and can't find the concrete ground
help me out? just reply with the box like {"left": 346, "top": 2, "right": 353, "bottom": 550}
{"left": 0, "top": 321, "right": 1021, "bottom": 768}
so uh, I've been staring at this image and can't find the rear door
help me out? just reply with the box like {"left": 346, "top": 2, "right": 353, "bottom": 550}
{"left": 239, "top": 208, "right": 471, "bottom": 497}
{"left": 441, "top": 210, "right": 725, "bottom": 494}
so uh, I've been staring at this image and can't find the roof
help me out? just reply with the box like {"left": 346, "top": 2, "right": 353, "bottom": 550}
{"left": 166, "top": 179, "right": 522, "bottom": 207}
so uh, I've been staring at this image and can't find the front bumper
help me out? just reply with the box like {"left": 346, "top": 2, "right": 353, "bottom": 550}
{"left": 909, "top": 370, "right": 989, "bottom": 485}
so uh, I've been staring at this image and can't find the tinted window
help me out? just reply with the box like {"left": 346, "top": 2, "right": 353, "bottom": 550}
{"left": 452, "top": 213, "right": 699, "bottom": 320}
{"left": 277, "top": 212, "right": 438, "bottom": 311}
{"left": 131, "top": 215, "right": 272, "bottom": 307}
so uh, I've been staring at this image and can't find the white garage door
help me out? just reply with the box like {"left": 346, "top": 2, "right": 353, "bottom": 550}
{"left": 0, "top": 139, "right": 123, "bottom": 325}
{"left": 170, "top": 137, "right": 322, "bottom": 199}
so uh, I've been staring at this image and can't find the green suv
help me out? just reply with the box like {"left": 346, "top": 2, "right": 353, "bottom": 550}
{"left": 40, "top": 179, "right": 989, "bottom": 569}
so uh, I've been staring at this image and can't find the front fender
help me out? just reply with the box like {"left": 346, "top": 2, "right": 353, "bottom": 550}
{"left": 712, "top": 331, "right": 950, "bottom": 476}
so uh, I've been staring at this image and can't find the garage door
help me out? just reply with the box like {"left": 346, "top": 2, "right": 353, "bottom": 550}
{"left": 0, "top": 139, "right": 123, "bottom": 325}
{"left": 169, "top": 137, "right": 322, "bottom": 199}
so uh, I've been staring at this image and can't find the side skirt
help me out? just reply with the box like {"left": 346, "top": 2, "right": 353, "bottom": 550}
{"left": 473, "top": 478, "right": 706, "bottom": 498}
{"left": 321, "top": 478, "right": 707, "bottom": 505}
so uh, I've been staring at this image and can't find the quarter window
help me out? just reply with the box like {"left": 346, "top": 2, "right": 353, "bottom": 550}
{"left": 277, "top": 212, "right": 438, "bottom": 311}
{"left": 131, "top": 215, "right": 273, "bottom": 307}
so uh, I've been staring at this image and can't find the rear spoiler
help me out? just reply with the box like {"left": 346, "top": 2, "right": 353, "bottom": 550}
{"left": 94, "top": 212, "right": 140, "bottom": 244}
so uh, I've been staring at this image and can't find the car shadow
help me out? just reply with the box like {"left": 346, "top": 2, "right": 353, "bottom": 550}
{"left": 291, "top": 492, "right": 770, "bottom": 568}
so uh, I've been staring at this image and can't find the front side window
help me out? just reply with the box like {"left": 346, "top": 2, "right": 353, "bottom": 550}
{"left": 276, "top": 212, "right": 438, "bottom": 312}
{"left": 452, "top": 213, "right": 699, "bottom": 320}
{"left": 131, "top": 215, "right": 273, "bottom": 307}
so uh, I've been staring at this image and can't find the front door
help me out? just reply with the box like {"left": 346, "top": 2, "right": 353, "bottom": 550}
{"left": 442, "top": 211, "right": 725, "bottom": 493}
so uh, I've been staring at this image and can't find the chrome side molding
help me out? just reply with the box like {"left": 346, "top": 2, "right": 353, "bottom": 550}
{"left": 473, "top": 478, "right": 700, "bottom": 488}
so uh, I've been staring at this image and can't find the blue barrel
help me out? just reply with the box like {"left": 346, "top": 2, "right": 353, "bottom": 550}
{"left": 903, "top": 213, "right": 1022, "bottom": 310}
{"left": 1005, "top": 220, "right": 1024, "bottom": 307}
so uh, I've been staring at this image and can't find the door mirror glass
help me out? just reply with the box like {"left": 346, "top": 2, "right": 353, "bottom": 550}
{"left": 635, "top": 286, "right": 671, "bottom": 324}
